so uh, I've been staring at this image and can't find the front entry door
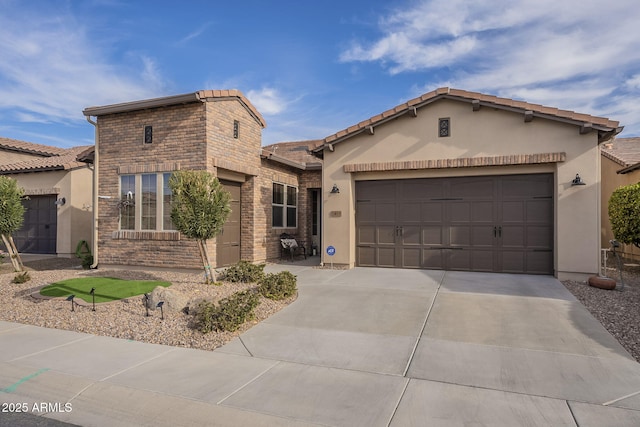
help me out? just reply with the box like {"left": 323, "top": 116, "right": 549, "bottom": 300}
{"left": 217, "top": 180, "right": 241, "bottom": 267}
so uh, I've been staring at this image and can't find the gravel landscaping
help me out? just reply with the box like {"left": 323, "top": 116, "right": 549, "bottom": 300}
{"left": 1, "top": 255, "right": 639, "bottom": 363}
{"left": 0, "top": 257, "right": 296, "bottom": 351}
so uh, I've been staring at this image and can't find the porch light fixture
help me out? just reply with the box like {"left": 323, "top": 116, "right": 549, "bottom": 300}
{"left": 571, "top": 173, "right": 586, "bottom": 186}
{"left": 54, "top": 197, "right": 66, "bottom": 206}
{"left": 330, "top": 184, "right": 340, "bottom": 194}
{"left": 66, "top": 294, "right": 75, "bottom": 312}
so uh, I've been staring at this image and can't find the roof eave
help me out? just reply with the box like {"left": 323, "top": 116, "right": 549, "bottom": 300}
{"left": 83, "top": 93, "right": 201, "bottom": 117}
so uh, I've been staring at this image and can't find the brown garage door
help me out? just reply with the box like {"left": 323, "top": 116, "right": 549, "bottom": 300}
{"left": 216, "top": 180, "right": 241, "bottom": 267}
{"left": 356, "top": 174, "right": 553, "bottom": 274}
{"left": 13, "top": 195, "right": 57, "bottom": 254}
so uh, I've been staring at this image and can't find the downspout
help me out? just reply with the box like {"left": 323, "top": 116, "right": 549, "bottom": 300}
{"left": 85, "top": 115, "right": 99, "bottom": 269}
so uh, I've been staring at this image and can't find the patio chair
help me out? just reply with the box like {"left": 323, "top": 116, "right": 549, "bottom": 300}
{"left": 280, "top": 233, "right": 307, "bottom": 261}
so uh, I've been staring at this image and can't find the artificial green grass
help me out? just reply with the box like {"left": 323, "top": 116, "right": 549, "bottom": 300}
{"left": 40, "top": 277, "right": 171, "bottom": 303}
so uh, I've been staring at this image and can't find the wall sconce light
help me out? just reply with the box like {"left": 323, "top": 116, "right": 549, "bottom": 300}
{"left": 54, "top": 197, "right": 66, "bottom": 206}
{"left": 571, "top": 173, "right": 586, "bottom": 186}
{"left": 330, "top": 184, "right": 340, "bottom": 194}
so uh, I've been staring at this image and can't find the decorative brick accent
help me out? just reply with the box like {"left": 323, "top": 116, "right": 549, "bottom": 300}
{"left": 118, "top": 163, "right": 180, "bottom": 174}
{"left": 343, "top": 152, "right": 566, "bottom": 173}
{"left": 111, "top": 231, "right": 180, "bottom": 240}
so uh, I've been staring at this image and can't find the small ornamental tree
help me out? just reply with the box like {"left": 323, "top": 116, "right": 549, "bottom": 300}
{"left": 0, "top": 176, "right": 25, "bottom": 271}
{"left": 608, "top": 182, "right": 640, "bottom": 248}
{"left": 169, "top": 170, "right": 231, "bottom": 283}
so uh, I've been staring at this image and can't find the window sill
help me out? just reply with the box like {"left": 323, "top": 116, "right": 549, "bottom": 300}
{"left": 112, "top": 230, "right": 181, "bottom": 241}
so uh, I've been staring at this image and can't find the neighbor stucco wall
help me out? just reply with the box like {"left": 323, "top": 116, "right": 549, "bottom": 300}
{"left": 600, "top": 155, "right": 640, "bottom": 260}
{"left": 321, "top": 99, "right": 601, "bottom": 278}
{"left": 11, "top": 167, "right": 93, "bottom": 256}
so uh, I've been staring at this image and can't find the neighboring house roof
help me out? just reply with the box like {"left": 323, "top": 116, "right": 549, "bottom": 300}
{"left": 0, "top": 136, "right": 68, "bottom": 157}
{"left": 0, "top": 144, "right": 93, "bottom": 174}
{"left": 261, "top": 140, "right": 323, "bottom": 170}
{"left": 313, "top": 87, "right": 623, "bottom": 152}
{"left": 601, "top": 137, "right": 640, "bottom": 174}
{"left": 83, "top": 89, "right": 266, "bottom": 128}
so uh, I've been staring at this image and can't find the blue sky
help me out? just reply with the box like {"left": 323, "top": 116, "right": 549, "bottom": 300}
{"left": 1, "top": 0, "right": 639, "bottom": 149}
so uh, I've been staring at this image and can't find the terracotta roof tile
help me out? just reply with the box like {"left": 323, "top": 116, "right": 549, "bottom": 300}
{"left": 0, "top": 137, "right": 68, "bottom": 156}
{"left": 196, "top": 89, "right": 266, "bottom": 128}
{"left": 315, "top": 87, "right": 621, "bottom": 151}
{"left": 601, "top": 137, "right": 640, "bottom": 167}
{"left": 261, "top": 140, "right": 323, "bottom": 168}
{"left": 0, "top": 144, "right": 92, "bottom": 174}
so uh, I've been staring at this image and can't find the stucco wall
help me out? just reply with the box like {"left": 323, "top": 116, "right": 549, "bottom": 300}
{"left": 11, "top": 167, "right": 93, "bottom": 256}
{"left": 321, "top": 99, "right": 601, "bottom": 278}
{"left": 601, "top": 155, "right": 640, "bottom": 260}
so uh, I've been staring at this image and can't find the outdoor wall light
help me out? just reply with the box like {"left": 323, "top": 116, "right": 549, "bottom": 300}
{"left": 330, "top": 184, "right": 340, "bottom": 194}
{"left": 90, "top": 287, "right": 96, "bottom": 312}
{"left": 156, "top": 301, "right": 165, "bottom": 320}
{"left": 571, "top": 173, "right": 586, "bottom": 186}
{"left": 54, "top": 197, "right": 66, "bottom": 206}
{"left": 66, "top": 294, "right": 75, "bottom": 312}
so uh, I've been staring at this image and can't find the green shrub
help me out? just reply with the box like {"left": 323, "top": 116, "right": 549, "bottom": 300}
{"left": 609, "top": 183, "right": 640, "bottom": 248}
{"left": 12, "top": 271, "right": 31, "bottom": 284}
{"left": 258, "top": 271, "right": 297, "bottom": 300}
{"left": 222, "top": 260, "right": 265, "bottom": 283}
{"left": 194, "top": 290, "right": 260, "bottom": 333}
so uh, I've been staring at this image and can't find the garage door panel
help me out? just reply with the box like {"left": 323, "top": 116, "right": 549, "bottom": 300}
{"left": 527, "top": 226, "right": 553, "bottom": 248}
{"left": 378, "top": 226, "right": 396, "bottom": 245}
{"left": 356, "top": 202, "right": 376, "bottom": 222}
{"left": 377, "top": 247, "right": 396, "bottom": 267}
{"left": 376, "top": 203, "right": 396, "bottom": 222}
{"left": 401, "top": 248, "right": 421, "bottom": 268}
{"left": 450, "top": 202, "right": 471, "bottom": 222}
{"left": 449, "top": 226, "right": 471, "bottom": 246}
{"left": 401, "top": 180, "right": 444, "bottom": 200}
{"left": 527, "top": 251, "right": 553, "bottom": 274}
{"left": 401, "top": 226, "right": 421, "bottom": 245}
{"left": 472, "top": 201, "right": 494, "bottom": 222}
{"left": 450, "top": 178, "right": 494, "bottom": 198}
{"left": 423, "top": 249, "right": 445, "bottom": 269}
{"left": 526, "top": 200, "right": 552, "bottom": 222}
{"left": 357, "top": 247, "right": 376, "bottom": 267}
{"left": 471, "top": 250, "right": 495, "bottom": 272}
{"left": 472, "top": 226, "right": 495, "bottom": 247}
{"left": 502, "top": 201, "right": 524, "bottom": 223}
{"left": 421, "top": 202, "right": 444, "bottom": 222}
{"left": 448, "top": 250, "right": 471, "bottom": 270}
{"left": 423, "top": 227, "right": 444, "bottom": 245}
{"left": 358, "top": 181, "right": 395, "bottom": 200}
{"left": 501, "top": 226, "right": 525, "bottom": 248}
{"left": 358, "top": 226, "right": 376, "bottom": 245}
{"left": 501, "top": 251, "right": 525, "bottom": 273}
{"left": 399, "top": 203, "right": 421, "bottom": 222}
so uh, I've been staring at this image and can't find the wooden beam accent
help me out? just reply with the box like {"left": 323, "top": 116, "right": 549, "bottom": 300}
{"left": 580, "top": 123, "right": 593, "bottom": 134}
{"left": 472, "top": 100, "right": 481, "bottom": 111}
{"left": 524, "top": 110, "right": 534, "bottom": 122}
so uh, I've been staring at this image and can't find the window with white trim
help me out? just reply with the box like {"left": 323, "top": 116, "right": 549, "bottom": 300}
{"left": 119, "top": 173, "right": 175, "bottom": 231}
{"left": 272, "top": 183, "right": 297, "bottom": 228}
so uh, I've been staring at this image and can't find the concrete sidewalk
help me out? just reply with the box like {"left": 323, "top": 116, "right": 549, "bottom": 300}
{"left": 2, "top": 266, "right": 640, "bottom": 426}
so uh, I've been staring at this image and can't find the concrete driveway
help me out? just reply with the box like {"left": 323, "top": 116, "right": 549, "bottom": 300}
{"left": 2, "top": 265, "right": 640, "bottom": 426}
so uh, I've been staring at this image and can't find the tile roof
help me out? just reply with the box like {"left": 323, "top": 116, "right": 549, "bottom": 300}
{"left": 601, "top": 137, "right": 640, "bottom": 174}
{"left": 0, "top": 136, "right": 68, "bottom": 156}
{"left": 0, "top": 144, "right": 93, "bottom": 174}
{"left": 314, "top": 87, "right": 623, "bottom": 151}
{"left": 83, "top": 89, "right": 266, "bottom": 128}
{"left": 261, "top": 140, "right": 323, "bottom": 169}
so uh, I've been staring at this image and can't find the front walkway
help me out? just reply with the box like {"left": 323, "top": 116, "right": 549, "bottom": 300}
{"left": 1, "top": 266, "right": 640, "bottom": 426}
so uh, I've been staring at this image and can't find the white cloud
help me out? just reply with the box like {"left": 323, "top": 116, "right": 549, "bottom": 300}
{"left": 339, "top": 0, "right": 640, "bottom": 134}
{"left": 0, "top": 6, "right": 166, "bottom": 125}
{"left": 247, "top": 87, "right": 290, "bottom": 115}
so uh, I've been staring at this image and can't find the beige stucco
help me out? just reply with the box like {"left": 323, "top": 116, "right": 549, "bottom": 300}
{"left": 321, "top": 99, "right": 601, "bottom": 279}
{"left": 12, "top": 167, "right": 93, "bottom": 256}
{"left": 600, "top": 155, "right": 640, "bottom": 260}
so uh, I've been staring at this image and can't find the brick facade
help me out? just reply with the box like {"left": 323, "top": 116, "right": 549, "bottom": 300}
{"left": 92, "top": 92, "right": 320, "bottom": 269}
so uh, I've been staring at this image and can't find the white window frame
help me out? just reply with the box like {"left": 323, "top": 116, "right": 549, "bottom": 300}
{"left": 272, "top": 182, "right": 297, "bottom": 228}
{"left": 119, "top": 173, "right": 175, "bottom": 231}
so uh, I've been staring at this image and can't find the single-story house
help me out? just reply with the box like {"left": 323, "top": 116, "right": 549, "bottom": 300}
{"left": 82, "top": 88, "right": 622, "bottom": 280}
{"left": 600, "top": 137, "right": 640, "bottom": 260}
{"left": 0, "top": 137, "right": 93, "bottom": 256}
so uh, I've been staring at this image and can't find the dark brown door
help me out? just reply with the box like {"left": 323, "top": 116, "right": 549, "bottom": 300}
{"left": 217, "top": 180, "right": 241, "bottom": 267}
{"left": 355, "top": 174, "right": 553, "bottom": 274}
{"left": 14, "top": 195, "right": 57, "bottom": 254}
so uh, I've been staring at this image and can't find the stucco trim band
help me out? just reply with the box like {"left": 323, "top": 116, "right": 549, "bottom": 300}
{"left": 343, "top": 152, "right": 566, "bottom": 173}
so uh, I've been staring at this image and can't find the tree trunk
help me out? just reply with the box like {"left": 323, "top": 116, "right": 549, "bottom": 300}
{"left": 1, "top": 234, "right": 22, "bottom": 272}
{"left": 8, "top": 236, "right": 23, "bottom": 271}
{"left": 196, "top": 239, "right": 213, "bottom": 283}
